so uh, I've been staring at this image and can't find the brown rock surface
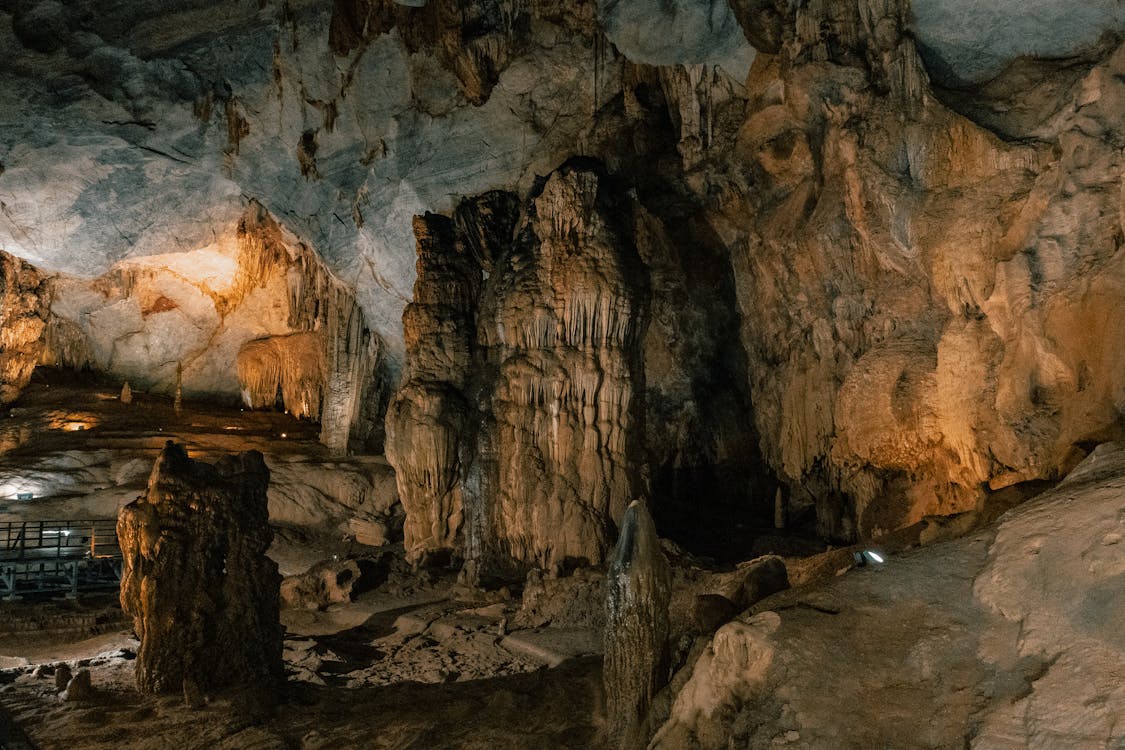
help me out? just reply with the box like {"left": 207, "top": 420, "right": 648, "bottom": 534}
{"left": 652, "top": 443, "right": 1125, "bottom": 749}
{"left": 388, "top": 163, "right": 657, "bottom": 571}
{"left": 603, "top": 500, "right": 671, "bottom": 748}
{"left": 711, "top": 1, "right": 1125, "bottom": 540}
{"left": 0, "top": 249, "right": 50, "bottom": 405}
{"left": 117, "top": 442, "right": 283, "bottom": 698}
{"left": 280, "top": 559, "right": 362, "bottom": 611}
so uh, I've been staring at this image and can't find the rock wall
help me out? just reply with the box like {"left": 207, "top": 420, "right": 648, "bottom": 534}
{"left": 117, "top": 442, "right": 283, "bottom": 698}
{"left": 0, "top": 250, "right": 49, "bottom": 405}
{"left": 41, "top": 201, "right": 385, "bottom": 453}
{"left": 712, "top": 1, "right": 1125, "bottom": 539}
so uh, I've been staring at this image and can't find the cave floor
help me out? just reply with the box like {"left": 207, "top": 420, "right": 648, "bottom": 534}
{"left": 0, "top": 373, "right": 604, "bottom": 748}
{"left": 0, "top": 583, "right": 603, "bottom": 750}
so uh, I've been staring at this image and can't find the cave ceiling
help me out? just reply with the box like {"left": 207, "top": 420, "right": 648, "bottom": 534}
{"left": 0, "top": 0, "right": 1121, "bottom": 367}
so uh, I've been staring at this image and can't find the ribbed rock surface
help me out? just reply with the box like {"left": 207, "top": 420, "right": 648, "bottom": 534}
{"left": 388, "top": 162, "right": 652, "bottom": 570}
{"left": 716, "top": 1, "right": 1125, "bottom": 539}
{"left": 604, "top": 500, "right": 671, "bottom": 748}
{"left": 117, "top": 442, "right": 283, "bottom": 698}
{"left": 481, "top": 166, "right": 648, "bottom": 569}
{"left": 0, "top": 250, "right": 49, "bottom": 405}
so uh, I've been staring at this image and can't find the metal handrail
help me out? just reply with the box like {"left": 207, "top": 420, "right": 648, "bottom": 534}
{"left": 0, "top": 519, "right": 122, "bottom": 599}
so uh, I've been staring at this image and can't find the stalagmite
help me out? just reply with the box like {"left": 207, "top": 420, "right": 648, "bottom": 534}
{"left": 117, "top": 442, "right": 283, "bottom": 702}
{"left": 120, "top": 381, "right": 133, "bottom": 405}
{"left": 604, "top": 499, "right": 671, "bottom": 749}
{"left": 173, "top": 364, "right": 183, "bottom": 415}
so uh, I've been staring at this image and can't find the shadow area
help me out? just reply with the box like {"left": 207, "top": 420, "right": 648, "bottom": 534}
{"left": 278, "top": 655, "right": 604, "bottom": 749}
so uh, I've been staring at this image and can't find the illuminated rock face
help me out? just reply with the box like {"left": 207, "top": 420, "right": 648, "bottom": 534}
{"left": 604, "top": 500, "right": 671, "bottom": 748}
{"left": 718, "top": 2, "right": 1125, "bottom": 539}
{"left": 478, "top": 167, "right": 648, "bottom": 570}
{"left": 41, "top": 202, "right": 384, "bottom": 453}
{"left": 0, "top": 250, "right": 49, "bottom": 405}
{"left": 388, "top": 164, "right": 651, "bottom": 570}
{"left": 0, "top": 0, "right": 1122, "bottom": 551}
{"left": 117, "top": 442, "right": 282, "bottom": 698}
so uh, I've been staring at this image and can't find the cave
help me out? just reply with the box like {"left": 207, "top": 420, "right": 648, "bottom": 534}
{"left": 0, "top": 0, "right": 1122, "bottom": 747}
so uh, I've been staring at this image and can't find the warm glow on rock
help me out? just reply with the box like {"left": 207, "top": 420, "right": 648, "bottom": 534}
{"left": 116, "top": 244, "right": 240, "bottom": 297}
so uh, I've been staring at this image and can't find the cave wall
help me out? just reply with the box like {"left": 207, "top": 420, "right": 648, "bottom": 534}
{"left": 388, "top": 159, "right": 770, "bottom": 572}
{"left": 712, "top": 2, "right": 1125, "bottom": 539}
{"left": 0, "top": 249, "right": 50, "bottom": 405}
{"left": 385, "top": 0, "right": 1124, "bottom": 556}
{"left": 39, "top": 201, "right": 385, "bottom": 453}
{"left": 1, "top": 0, "right": 1123, "bottom": 548}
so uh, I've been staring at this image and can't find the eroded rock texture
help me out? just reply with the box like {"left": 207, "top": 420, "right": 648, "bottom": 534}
{"left": 0, "top": 250, "right": 49, "bottom": 405}
{"left": 714, "top": 2, "right": 1125, "bottom": 539}
{"left": 604, "top": 500, "right": 671, "bottom": 748}
{"left": 388, "top": 162, "right": 656, "bottom": 570}
{"left": 475, "top": 165, "right": 649, "bottom": 571}
{"left": 117, "top": 442, "right": 283, "bottom": 698}
{"left": 37, "top": 200, "right": 385, "bottom": 453}
{"left": 233, "top": 202, "right": 385, "bottom": 453}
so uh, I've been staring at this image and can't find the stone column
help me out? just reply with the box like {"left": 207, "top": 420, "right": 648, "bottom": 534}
{"left": 117, "top": 442, "right": 283, "bottom": 702}
{"left": 604, "top": 499, "right": 671, "bottom": 748}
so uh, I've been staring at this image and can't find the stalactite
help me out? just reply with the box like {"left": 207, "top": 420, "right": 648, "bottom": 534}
{"left": 235, "top": 201, "right": 385, "bottom": 453}
{"left": 237, "top": 332, "right": 326, "bottom": 420}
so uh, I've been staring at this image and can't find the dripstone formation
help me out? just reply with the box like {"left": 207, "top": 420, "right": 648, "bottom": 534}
{"left": 117, "top": 442, "right": 283, "bottom": 699}
{"left": 604, "top": 499, "right": 672, "bottom": 748}
{"left": 388, "top": 162, "right": 657, "bottom": 573}
{"left": 0, "top": 249, "right": 49, "bottom": 405}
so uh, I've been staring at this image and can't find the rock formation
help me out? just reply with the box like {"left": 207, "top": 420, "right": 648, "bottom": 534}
{"left": 650, "top": 444, "right": 1125, "bottom": 749}
{"left": 716, "top": 1, "right": 1125, "bottom": 539}
{"left": 388, "top": 162, "right": 662, "bottom": 571}
{"left": 603, "top": 499, "right": 671, "bottom": 748}
{"left": 0, "top": 250, "right": 49, "bottom": 405}
{"left": 0, "top": 0, "right": 1119, "bottom": 566}
{"left": 30, "top": 199, "right": 386, "bottom": 453}
{"left": 117, "top": 442, "right": 283, "bottom": 699}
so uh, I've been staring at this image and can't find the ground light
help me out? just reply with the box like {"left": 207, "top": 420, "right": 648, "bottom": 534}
{"left": 853, "top": 549, "right": 886, "bottom": 567}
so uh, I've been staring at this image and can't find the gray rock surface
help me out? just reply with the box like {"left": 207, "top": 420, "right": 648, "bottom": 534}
{"left": 1, "top": 0, "right": 1119, "bottom": 375}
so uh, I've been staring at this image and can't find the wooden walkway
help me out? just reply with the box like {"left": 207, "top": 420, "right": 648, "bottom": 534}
{"left": 0, "top": 520, "right": 121, "bottom": 600}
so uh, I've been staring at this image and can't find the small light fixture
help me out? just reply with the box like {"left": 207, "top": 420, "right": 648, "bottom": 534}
{"left": 853, "top": 549, "right": 886, "bottom": 567}
{"left": 280, "top": 432, "right": 287, "bottom": 439}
